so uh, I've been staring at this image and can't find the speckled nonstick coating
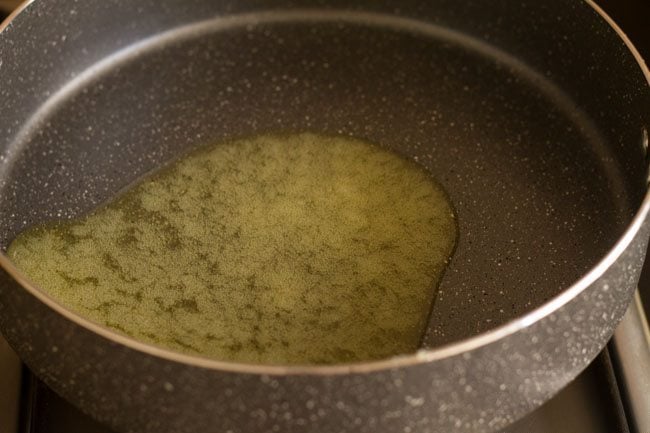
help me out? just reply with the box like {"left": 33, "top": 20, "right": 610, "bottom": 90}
{"left": 0, "top": 0, "right": 649, "bottom": 432}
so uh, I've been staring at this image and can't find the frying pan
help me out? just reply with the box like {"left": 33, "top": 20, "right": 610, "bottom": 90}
{"left": 0, "top": 0, "right": 649, "bottom": 432}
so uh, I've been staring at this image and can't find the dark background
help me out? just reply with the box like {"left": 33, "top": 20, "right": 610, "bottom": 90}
{"left": 596, "top": 0, "right": 649, "bottom": 61}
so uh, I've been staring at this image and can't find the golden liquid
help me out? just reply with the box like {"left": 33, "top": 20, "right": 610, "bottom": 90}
{"left": 8, "top": 133, "right": 456, "bottom": 365}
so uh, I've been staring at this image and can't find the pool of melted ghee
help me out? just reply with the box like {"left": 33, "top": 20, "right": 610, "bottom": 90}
{"left": 8, "top": 133, "right": 457, "bottom": 365}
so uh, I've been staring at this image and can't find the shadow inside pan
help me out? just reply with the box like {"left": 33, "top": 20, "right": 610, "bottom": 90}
{"left": 0, "top": 12, "right": 637, "bottom": 350}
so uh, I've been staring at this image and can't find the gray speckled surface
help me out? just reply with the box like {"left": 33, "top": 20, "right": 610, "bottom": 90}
{"left": 1, "top": 3, "right": 647, "bottom": 345}
{"left": 0, "top": 0, "right": 649, "bottom": 432}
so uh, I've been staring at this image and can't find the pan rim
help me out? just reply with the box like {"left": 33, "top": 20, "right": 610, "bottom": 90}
{"left": 0, "top": 0, "right": 649, "bottom": 376}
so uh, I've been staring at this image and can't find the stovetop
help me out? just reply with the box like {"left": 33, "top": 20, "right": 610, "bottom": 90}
{"left": 1, "top": 0, "right": 649, "bottom": 432}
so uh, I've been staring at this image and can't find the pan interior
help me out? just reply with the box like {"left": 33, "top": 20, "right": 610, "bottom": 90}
{"left": 0, "top": 12, "right": 635, "bottom": 350}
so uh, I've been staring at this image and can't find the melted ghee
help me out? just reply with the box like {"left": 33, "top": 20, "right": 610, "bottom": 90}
{"left": 8, "top": 133, "right": 456, "bottom": 365}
